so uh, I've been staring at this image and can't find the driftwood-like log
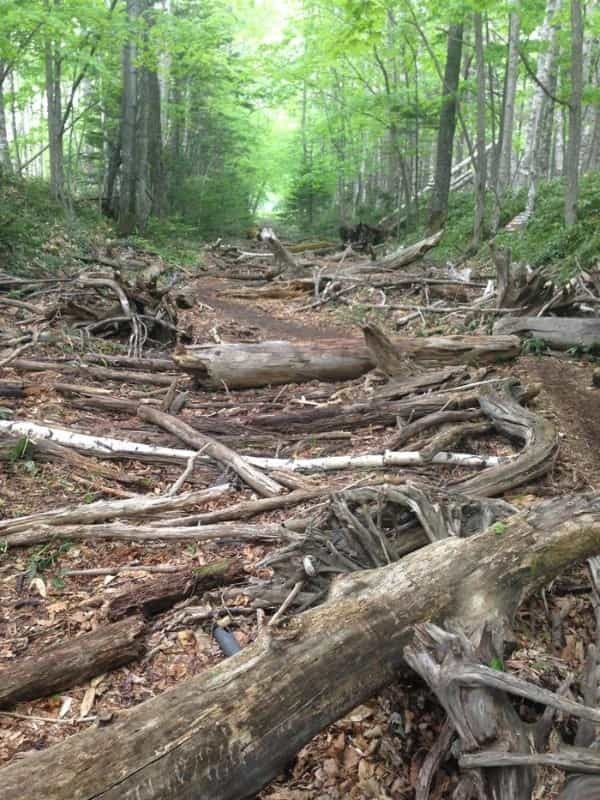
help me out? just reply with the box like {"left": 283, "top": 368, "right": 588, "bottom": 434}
{"left": 493, "top": 316, "right": 600, "bottom": 350}
{"left": 174, "top": 339, "right": 374, "bottom": 389}
{"left": 456, "top": 385, "right": 557, "bottom": 497}
{"left": 9, "top": 358, "right": 179, "bottom": 387}
{"left": 0, "top": 484, "right": 231, "bottom": 536}
{"left": 3, "top": 495, "right": 600, "bottom": 799}
{"left": 0, "top": 616, "right": 145, "bottom": 709}
{"left": 363, "top": 324, "right": 520, "bottom": 374}
{"left": 106, "top": 558, "right": 244, "bottom": 621}
{"left": 137, "top": 406, "right": 283, "bottom": 497}
{"left": 377, "top": 230, "right": 443, "bottom": 269}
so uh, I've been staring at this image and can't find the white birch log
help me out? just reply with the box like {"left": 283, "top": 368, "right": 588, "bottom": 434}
{"left": 0, "top": 420, "right": 506, "bottom": 475}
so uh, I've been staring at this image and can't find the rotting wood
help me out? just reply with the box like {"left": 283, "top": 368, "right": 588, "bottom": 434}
{"left": 0, "top": 616, "right": 145, "bottom": 710}
{"left": 9, "top": 358, "right": 180, "bottom": 387}
{"left": 2, "top": 521, "right": 285, "bottom": 549}
{"left": 377, "top": 230, "right": 444, "bottom": 269}
{"left": 494, "top": 316, "right": 600, "bottom": 350}
{"left": 0, "top": 484, "right": 231, "bottom": 536}
{"left": 173, "top": 339, "right": 374, "bottom": 390}
{"left": 4, "top": 494, "right": 600, "bottom": 799}
{"left": 363, "top": 324, "right": 520, "bottom": 375}
{"left": 106, "top": 558, "right": 245, "bottom": 621}
{"left": 137, "top": 406, "right": 283, "bottom": 497}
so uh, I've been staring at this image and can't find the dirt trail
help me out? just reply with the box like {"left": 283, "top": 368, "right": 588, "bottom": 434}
{"left": 515, "top": 355, "right": 600, "bottom": 487}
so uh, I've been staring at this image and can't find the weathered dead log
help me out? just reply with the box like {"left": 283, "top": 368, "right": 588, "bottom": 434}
{"left": 0, "top": 616, "right": 145, "bottom": 709}
{"left": 0, "top": 379, "right": 24, "bottom": 398}
{"left": 174, "top": 340, "right": 374, "bottom": 389}
{"left": 493, "top": 316, "right": 600, "bottom": 350}
{"left": 84, "top": 352, "right": 175, "bottom": 370}
{"left": 9, "top": 358, "right": 180, "bottom": 386}
{"left": 3, "top": 494, "right": 600, "bottom": 799}
{"left": 0, "top": 484, "right": 231, "bottom": 536}
{"left": 456, "top": 385, "right": 558, "bottom": 497}
{"left": 107, "top": 559, "right": 245, "bottom": 621}
{"left": 137, "top": 406, "right": 283, "bottom": 497}
{"left": 377, "top": 230, "right": 443, "bottom": 269}
{"left": 363, "top": 324, "right": 520, "bottom": 374}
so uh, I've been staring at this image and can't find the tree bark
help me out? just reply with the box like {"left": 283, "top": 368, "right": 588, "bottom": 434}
{"left": 363, "top": 324, "right": 520, "bottom": 374}
{"left": 494, "top": 316, "right": 600, "bottom": 350}
{"left": 0, "top": 67, "right": 12, "bottom": 177}
{"left": 565, "top": 0, "right": 583, "bottom": 226}
{"left": 472, "top": 12, "right": 487, "bottom": 248}
{"left": 174, "top": 339, "right": 374, "bottom": 389}
{"left": 118, "top": 0, "right": 140, "bottom": 235}
{"left": 45, "top": 0, "right": 66, "bottom": 203}
{"left": 0, "top": 617, "right": 145, "bottom": 709}
{"left": 428, "top": 22, "right": 464, "bottom": 232}
{"left": 3, "top": 494, "right": 600, "bottom": 799}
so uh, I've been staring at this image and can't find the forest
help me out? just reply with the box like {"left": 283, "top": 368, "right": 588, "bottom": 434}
{"left": 2, "top": 1, "right": 600, "bottom": 799}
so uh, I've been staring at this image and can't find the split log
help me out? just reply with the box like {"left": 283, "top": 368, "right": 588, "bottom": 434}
{"left": 106, "top": 558, "right": 245, "bottom": 621}
{"left": 174, "top": 340, "right": 374, "bottom": 389}
{"left": 0, "top": 484, "right": 231, "bottom": 536}
{"left": 0, "top": 616, "right": 145, "bottom": 709}
{"left": 363, "top": 324, "right": 520, "bottom": 374}
{"left": 4, "top": 494, "right": 600, "bottom": 798}
{"left": 377, "top": 230, "right": 443, "bottom": 269}
{"left": 137, "top": 406, "right": 283, "bottom": 497}
{"left": 493, "top": 316, "right": 600, "bottom": 350}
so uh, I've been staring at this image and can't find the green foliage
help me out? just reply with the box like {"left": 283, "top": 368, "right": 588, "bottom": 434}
{"left": 495, "top": 173, "right": 600, "bottom": 280}
{"left": 492, "top": 521, "right": 507, "bottom": 536}
{"left": 25, "top": 542, "right": 72, "bottom": 580}
{"left": 521, "top": 337, "right": 549, "bottom": 357}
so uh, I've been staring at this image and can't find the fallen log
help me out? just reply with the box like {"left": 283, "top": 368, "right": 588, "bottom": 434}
{"left": 106, "top": 558, "right": 245, "bottom": 621}
{"left": 0, "top": 484, "right": 231, "bottom": 536}
{"left": 377, "top": 230, "right": 443, "bottom": 269}
{"left": 363, "top": 324, "right": 520, "bottom": 374}
{"left": 0, "top": 616, "right": 145, "bottom": 710}
{"left": 9, "top": 358, "right": 180, "bottom": 387}
{"left": 2, "top": 521, "right": 285, "bottom": 549}
{"left": 493, "top": 316, "right": 600, "bottom": 350}
{"left": 137, "top": 406, "right": 283, "bottom": 497}
{"left": 3, "top": 494, "right": 600, "bottom": 799}
{"left": 174, "top": 339, "right": 374, "bottom": 389}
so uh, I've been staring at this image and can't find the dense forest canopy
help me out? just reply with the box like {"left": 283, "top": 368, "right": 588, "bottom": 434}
{"left": 0, "top": 0, "right": 599, "bottom": 244}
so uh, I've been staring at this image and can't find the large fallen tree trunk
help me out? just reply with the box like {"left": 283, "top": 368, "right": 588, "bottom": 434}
{"left": 0, "top": 616, "right": 145, "bottom": 709}
{"left": 493, "top": 316, "right": 600, "bottom": 350}
{"left": 173, "top": 339, "right": 374, "bottom": 389}
{"left": 363, "top": 324, "right": 520, "bottom": 374}
{"left": 3, "top": 494, "right": 600, "bottom": 799}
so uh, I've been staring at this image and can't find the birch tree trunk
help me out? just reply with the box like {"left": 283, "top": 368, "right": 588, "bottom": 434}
{"left": 523, "top": 0, "right": 562, "bottom": 216}
{"left": 428, "top": 22, "right": 464, "bottom": 233}
{"left": 565, "top": 0, "right": 584, "bottom": 226}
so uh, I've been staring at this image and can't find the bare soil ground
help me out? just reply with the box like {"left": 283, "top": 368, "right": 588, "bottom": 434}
{"left": 1, "top": 255, "right": 600, "bottom": 799}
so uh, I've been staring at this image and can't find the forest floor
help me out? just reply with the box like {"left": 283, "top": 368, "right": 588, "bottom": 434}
{"left": 1, "top": 235, "right": 600, "bottom": 799}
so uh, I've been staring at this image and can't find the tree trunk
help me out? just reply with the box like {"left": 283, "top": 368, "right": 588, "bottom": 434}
{"left": 428, "top": 22, "right": 464, "bottom": 232}
{"left": 472, "top": 12, "right": 487, "bottom": 247}
{"left": 3, "top": 494, "right": 600, "bottom": 799}
{"left": 523, "top": 0, "right": 562, "bottom": 214}
{"left": 0, "top": 69, "right": 12, "bottom": 177}
{"left": 118, "top": 0, "right": 140, "bottom": 235}
{"left": 45, "top": 0, "right": 66, "bottom": 203}
{"left": 494, "top": 316, "right": 600, "bottom": 350}
{"left": 565, "top": 0, "right": 583, "bottom": 226}
{"left": 492, "top": 10, "right": 520, "bottom": 231}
